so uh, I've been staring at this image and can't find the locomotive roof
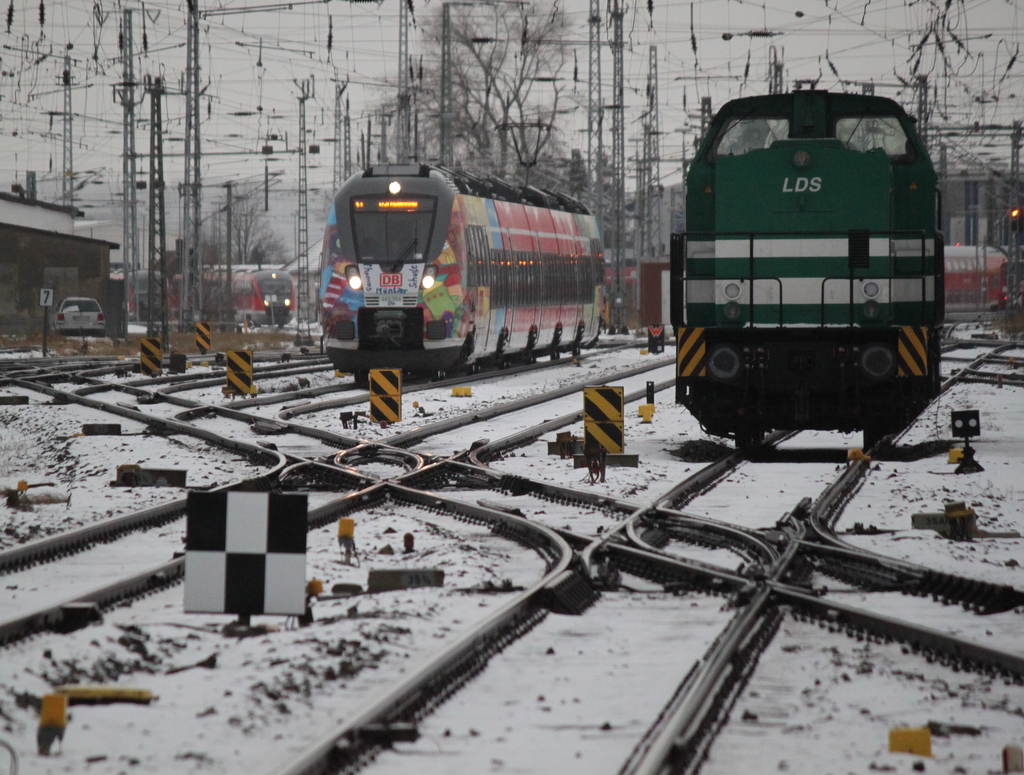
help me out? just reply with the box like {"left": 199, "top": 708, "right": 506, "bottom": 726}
{"left": 711, "top": 90, "right": 912, "bottom": 121}
{"left": 359, "top": 163, "right": 591, "bottom": 216}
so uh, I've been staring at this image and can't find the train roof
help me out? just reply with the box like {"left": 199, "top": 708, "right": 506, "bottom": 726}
{"left": 358, "top": 163, "right": 591, "bottom": 216}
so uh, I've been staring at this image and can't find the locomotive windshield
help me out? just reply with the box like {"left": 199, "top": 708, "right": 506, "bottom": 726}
{"left": 835, "top": 115, "right": 912, "bottom": 158}
{"left": 350, "top": 196, "right": 437, "bottom": 265}
{"left": 714, "top": 117, "right": 790, "bottom": 157}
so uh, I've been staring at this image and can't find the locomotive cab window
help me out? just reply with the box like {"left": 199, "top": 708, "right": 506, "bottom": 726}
{"left": 712, "top": 117, "right": 790, "bottom": 158}
{"left": 834, "top": 116, "right": 914, "bottom": 160}
{"left": 350, "top": 196, "right": 437, "bottom": 265}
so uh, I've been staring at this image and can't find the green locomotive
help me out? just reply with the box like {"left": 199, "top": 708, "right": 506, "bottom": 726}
{"left": 670, "top": 90, "right": 943, "bottom": 449}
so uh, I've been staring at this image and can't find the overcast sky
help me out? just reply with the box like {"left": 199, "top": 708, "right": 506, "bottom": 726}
{"left": 1, "top": 0, "right": 1020, "bottom": 251}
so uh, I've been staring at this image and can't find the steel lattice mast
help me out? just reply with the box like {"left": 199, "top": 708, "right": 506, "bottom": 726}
{"left": 609, "top": 0, "right": 626, "bottom": 332}
{"left": 638, "top": 44, "right": 661, "bottom": 260}
{"left": 333, "top": 83, "right": 349, "bottom": 192}
{"left": 62, "top": 50, "right": 73, "bottom": 211}
{"left": 181, "top": 0, "right": 203, "bottom": 330}
{"left": 587, "top": 0, "right": 603, "bottom": 229}
{"left": 344, "top": 97, "right": 352, "bottom": 179}
{"left": 1010, "top": 121, "right": 1022, "bottom": 310}
{"left": 295, "top": 80, "right": 314, "bottom": 345}
{"left": 440, "top": 3, "right": 453, "bottom": 167}
{"left": 147, "top": 77, "right": 168, "bottom": 344}
{"left": 119, "top": 10, "right": 140, "bottom": 328}
{"left": 396, "top": 0, "right": 411, "bottom": 162}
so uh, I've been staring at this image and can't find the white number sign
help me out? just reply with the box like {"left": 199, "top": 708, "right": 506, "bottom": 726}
{"left": 40, "top": 288, "right": 54, "bottom": 307}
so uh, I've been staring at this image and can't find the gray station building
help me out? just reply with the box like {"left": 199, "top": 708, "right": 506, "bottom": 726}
{"left": 0, "top": 192, "right": 120, "bottom": 337}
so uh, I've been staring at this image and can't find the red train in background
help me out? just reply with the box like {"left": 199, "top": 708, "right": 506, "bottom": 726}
{"left": 129, "top": 267, "right": 295, "bottom": 326}
{"left": 944, "top": 246, "right": 1007, "bottom": 312}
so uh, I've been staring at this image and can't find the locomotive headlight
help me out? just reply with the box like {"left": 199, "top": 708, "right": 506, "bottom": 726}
{"left": 863, "top": 300, "right": 880, "bottom": 319}
{"left": 421, "top": 265, "right": 438, "bottom": 290}
{"left": 264, "top": 300, "right": 270, "bottom": 306}
{"left": 707, "top": 345, "right": 744, "bottom": 382}
{"left": 284, "top": 298, "right": 291, "bottom": 306}
{"left": 388, "top": 181, "right": 402, "bottom": 195}
{"left": 723, "top": 282, "right": 742, "bottom": 300}
{"left": 860, "top": 344, "right": 895, "bottom": 381}
{"left": 862, "top": 281, "right": 880, "bottom": 299}
{"left": 793, "top": 150, "right": 810, "bottom": 168}
{"left": 345, "top": 265, "right": 363, "bottom": 290}
{"left": 724, "top": 301, "right": 742, "bottom": 320}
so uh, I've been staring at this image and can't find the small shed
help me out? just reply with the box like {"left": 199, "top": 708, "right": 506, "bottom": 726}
{"left": 0, "top": 194, "right": 118, "bottom": 337}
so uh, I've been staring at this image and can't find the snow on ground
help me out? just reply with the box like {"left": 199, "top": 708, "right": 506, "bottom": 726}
{"left": 370, "top": 588, "right": 733, "bottom": 775}
{"left": 0, "top": 390, "right": 270, "bottom": 549}
{"left": 701, "top": 616, "right": 1024, "bottom": 775}
{"left": 3, "top": 332, "right": 1024, "bottom": 774}
{"left": 841, "top": 381, "right": 1024, "bottom": 588}
{"left": 0, "top": 508, "right": 549, "bottom": 774}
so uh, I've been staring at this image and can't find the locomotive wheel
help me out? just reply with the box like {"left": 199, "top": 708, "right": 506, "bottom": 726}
{"left": 735, "top": 427, "right": 763, "bottom": 452}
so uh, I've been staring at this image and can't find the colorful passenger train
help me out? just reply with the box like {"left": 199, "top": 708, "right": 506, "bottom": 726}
{"left": 671, "top": 90, "right": 943, "bottom": 449}
{"left": 318, "top": 164, "right": 604, "bottom": 378}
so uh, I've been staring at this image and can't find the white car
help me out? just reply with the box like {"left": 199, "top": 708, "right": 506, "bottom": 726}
{"left": 54, "top": 297, "right": 106, "bottom": 337}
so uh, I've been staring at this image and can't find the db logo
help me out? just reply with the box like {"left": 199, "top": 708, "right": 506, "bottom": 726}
{"left": 379, "top": 273, "right": 402, "bottom": 287}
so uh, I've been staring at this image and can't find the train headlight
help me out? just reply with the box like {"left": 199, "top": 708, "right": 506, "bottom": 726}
{"left": 421, "top": 265, "right": 438, "bottom": 290}
{"left": 862, "top": 281, "right": 880, "bottom": 299}
{"left": 863, "top": 300, "right": 880, "bottom": 319}
{"left": 859, "top": 344, "right": 895, "bottom": 381}
{"left": 345, "top": 265, "right": 363, "bottom": 290}
{"left": 793, "top": 150, "right": 810, "bottom": 168}
{"left": 284, "top": 298, "right": 291, "bottom": 306}
{"left": 723, "top": 282, "right": 742, "bottom": 300}
{"left": 388, "top": 181, "right": 402, "bottom": 195}
{"left": 724, "top": 301, "right": 742, "bottom": 320}
{"left": 707, "top": 345, "right": 744, "bottom": 382}
{"left": 264, "top": 300, "right": 270, "bottom": 306}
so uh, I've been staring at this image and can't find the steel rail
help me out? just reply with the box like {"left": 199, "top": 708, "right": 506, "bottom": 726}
{"left": 382, "top": 357, "right": 674, "bottom": 449}
{"left": 262, "top": 490, "right": 583, "bottom": 775}
{"left": 276, "top": 342, "right": 643, "bottom": 422}
{"left": 466, "top": 374, "right": 675, "bottom": 466}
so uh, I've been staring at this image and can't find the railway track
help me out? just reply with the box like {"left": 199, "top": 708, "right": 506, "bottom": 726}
{"left": 0, "top": 336, "right": 1021, "bottom": 774}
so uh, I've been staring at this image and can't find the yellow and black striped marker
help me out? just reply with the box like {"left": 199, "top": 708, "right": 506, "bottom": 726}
{"left": 676, "top": 327, "right": 707, "bottom": 379}
{"left": 369, "top": 368, "right": 402, "bottom": 423}
{"left": 584, "top": 386, "right": 624, "bottom": 423}
{"left": 583, "top": 386, "right": 624, "bottom": 453}
{"left": 897, "top": 326, "right": 928, "bottom": 377}
{"left": 195, "top": 321, "right": 211, "bottom": 354}
{"left": 37, "top": 693, "right": 67, "bottom": 754}
{"left": 226, "top": 349, "right": 256, "bottom": 396}
{"left": 140, "top": 337, "right": 162, "bottom": 376}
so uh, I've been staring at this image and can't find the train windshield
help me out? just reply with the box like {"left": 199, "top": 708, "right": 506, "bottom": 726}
{"left": 714, "top": 117, "right": 790, "bottom": 157}
{"left": 259, "top": 276, "right": 291, "bottom": 294}
{"left": 835, "top": 116, "right": 912, "bottom": 158}
{"left": 350, "top": 196, "right": 437, "bottom": 265}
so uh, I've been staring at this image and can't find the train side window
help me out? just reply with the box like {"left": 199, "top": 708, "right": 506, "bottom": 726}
{"left": 713, "top": 117, "right": 790, "bottom": 158}
{"left": 835, "top": 116, "right": 914, "bottom": 161}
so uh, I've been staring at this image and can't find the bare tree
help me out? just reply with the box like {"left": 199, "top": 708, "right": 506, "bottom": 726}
{"left": 411, "top": 2, "right": 577, "bottom": 184}
{"left": 229, "top": 192, "right": 288, "bottom": 268}
{"left": 202, "top": 190, "right": 288, "bottom": 270}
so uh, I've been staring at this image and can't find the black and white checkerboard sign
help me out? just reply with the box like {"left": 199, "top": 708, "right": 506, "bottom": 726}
{"left": 184, "top": 491, "right": 308, "bottom": 616}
